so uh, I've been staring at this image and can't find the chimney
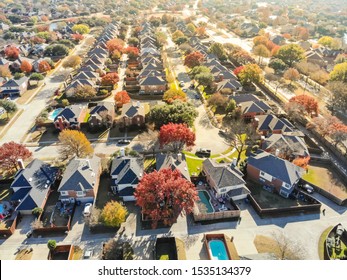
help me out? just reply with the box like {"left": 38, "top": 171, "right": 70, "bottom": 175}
{"left": 275, "top": 149, "right": 280, "bottom": 157}
{"left": 177, "top": 153, "right": 182, "bottom": 162}
{"left": 231, "top": 157, "right": 237, "bottom": 167}
{"left": 253, "top": 117, "right": 259, "bottom": 129}
{"left": 120, "top": 148, "right": 125, "bottom": 157}
{"left": 136, "top": 101, "right": 140, "bottom": 108}
{"left": 17, "top": 159, "right": 25, "bottom": 169}
{"left": 86, "top": 159, "right": 91, "bottom": 170}
{"left": 260, "top": 135, "right": 265, "bottom": 148}
{"left": 57, "top": 116, "right": 64, "bottom": 131}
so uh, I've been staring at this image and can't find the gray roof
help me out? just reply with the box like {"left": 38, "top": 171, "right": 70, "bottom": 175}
{"left": 262, "top": 134, "right": 309, "bottom": 157}
{"left": 139, "top": 76, "right": 166, "bottom": 86}
{"left": 203, "top": 159, "right": 245, "bottom": 188}
{"left": 247, "top": 151, "right": 304, "bottom": 186}
{"left": 54, "top": 105, "right": 83, "bottom": 123}
{"left": 156, "top": 153, "right": 191, "bottom": 181}
{"left": 240, "top": 100, "right": 271, "bottom": 114}
{"left": 111, "top": 157, "right": 143, "bottom": 185}
{"left": 58, "top": 156, "right": 101, "bottom": 192}
{"left": 257, "top": 115, "right": 295, "bottom": 133}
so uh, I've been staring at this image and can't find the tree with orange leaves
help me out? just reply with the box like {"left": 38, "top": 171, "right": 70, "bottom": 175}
{"left": 289, "top": 95, "right": 318, "bottom": 116}
{"left": 5, "top": 46, "right": 19, "bottom": 59}
{"left": 114, "top": 90, "right": 131, "bottom": 107}
{"left": 38, "top": 60, "right": 51, "bottom": 73}
{"left": 20, "top": 60, "right": 33, "bottom": 74}
{"left": 292, "top": 156, "right": 310, "bottom": 170}
{"left": 106, "top": 38, "right": 124, "bottom": 53}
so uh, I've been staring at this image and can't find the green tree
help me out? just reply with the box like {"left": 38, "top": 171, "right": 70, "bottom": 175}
{"left": 195, "top": 72, "right": 214, "bottom": 88}
{"left": 275, "top": 44, "right": 305, "bottom": 67}
{"left": 209, "top": 42, "right": 227, "bottom": 60}
{"left": 0, "top": 100, "right": 17, "bottom": 118}
{"left": 190, "top": 66, "right": 210, "bottom": 77}
{"left": 163, "top": 88, "right": 187, "bottom": 103}
{"left": 318, "top": 36, "right": 341, "bottom": 50}
{"left": 172, "top": 30, "right": 185, "bottom": 44}
{"left": 226, "top": 99, "right": 237, "bottom": 115}
{"left": 32, "top": 207, "right": 43, "bottom": 218}
{"left": 186, "top": 23, "right": 196, "bottom": 34}
{"left": 72, "top": 24, "right": 90, "bottom": 34}
{"left": 149, "top": 100, "right": 198, "bottom": 128}
{"left": 269, "top": 58, "right": 287, "bottom": 73}
{"left": 101, "top": 201, "right": 128, "bottom": 228}
{"left": 44, "top": 44, "right": 69, "bottom": 57}
{"left": 327, "top": 81, "right": 347, "bottom": 114}
{"left": 237, "top": 64, "right": 263, "bottom": 85}
{"left": 329, "top": 62, "right": 347, "bottom": 83}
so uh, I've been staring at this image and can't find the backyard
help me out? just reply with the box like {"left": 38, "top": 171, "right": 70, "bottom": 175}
{"left": 303, "top": 163, "right": 347, "bottom": 200}
{"left": 247, "top": 182, "right": 311, "bottom": 209}
{"left": 94, "top": 175, "right": 118, "bottom": 209}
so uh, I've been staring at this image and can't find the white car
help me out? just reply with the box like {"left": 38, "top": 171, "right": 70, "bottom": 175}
{"left": 83, "top": 203, "right": 92, "bottom": 217}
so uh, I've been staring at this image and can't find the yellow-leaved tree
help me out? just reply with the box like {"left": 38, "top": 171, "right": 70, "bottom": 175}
{"left": 58, "top": 130, "right": 93, "bottom": 160}
{"left": 101, "top": 201, "right": 128, "bottom": 227}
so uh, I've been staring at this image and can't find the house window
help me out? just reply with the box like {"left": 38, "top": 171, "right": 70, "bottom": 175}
{"left": 220, "top": 188, "right": 227, "bottom": 193}
{"left": 61, "top": 191, "right": 68, "bottom": 196}
{"left": 77, "top": 191, "right": 85, "bottom": 197}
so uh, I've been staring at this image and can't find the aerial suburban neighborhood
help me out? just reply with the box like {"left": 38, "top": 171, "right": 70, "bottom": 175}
{"left": 0, "top": 0, "right": 347, "bottom": 262}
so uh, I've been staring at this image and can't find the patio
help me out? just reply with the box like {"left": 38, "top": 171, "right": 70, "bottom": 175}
{"left": 196, "top": 182, "right": 238, "bottom": 213}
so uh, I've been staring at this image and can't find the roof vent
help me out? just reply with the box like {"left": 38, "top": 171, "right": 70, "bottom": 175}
{"left": 28, "top": 178, "right": 32, "bottom": 182}
{"left": 44, "top": 184, "right": 48, "bottom": 189}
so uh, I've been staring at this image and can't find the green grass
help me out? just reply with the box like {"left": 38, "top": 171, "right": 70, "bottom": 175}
{"left": 185, "top": 156, "right": 204, "bottom": 176}
{"left": 302, "top": 168, "right": 319, "bottom": 185}
{"left": 84, "top": 113, "right": 90, "bottom": 122}
{"left": 227, "top": 149, "right": 247, "bottom": 162}
{"left": 159, "top": 255, "right": 169, "bottom": 260}
{"left": 182, "top": 151, "right": 196, "bottom": 157}
{"left": 318, "top": 226, "right": 333, "bottom": 260}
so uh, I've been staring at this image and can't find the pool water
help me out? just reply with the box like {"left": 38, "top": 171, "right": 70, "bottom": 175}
{"left": 209, "top": 240, "right": 230, "bottom": 260}
{"left": 198, "top": 191, "right": 214, "bottom": 213}
{"left": 48, "top": 108, "right": 63, "bottom": 121}
{"left": 0, "top": 204, "right": 4, "bottom": 214}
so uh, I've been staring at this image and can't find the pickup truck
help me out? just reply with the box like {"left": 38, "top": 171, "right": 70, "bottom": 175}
{"left": 195, "top": 148, "right": 211, "bottom": 157}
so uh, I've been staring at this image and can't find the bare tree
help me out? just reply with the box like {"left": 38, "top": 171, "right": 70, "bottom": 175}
{"left": 138, "top": 130, "right": 159, "bottom": 157}
{"left": 271, "top": 231, "right": 306, "bottom": 260}
{"left": 225, "top": 119, "right": 257, "bottom": 164}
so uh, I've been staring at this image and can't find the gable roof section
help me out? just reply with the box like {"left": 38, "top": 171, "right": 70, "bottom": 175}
{"left": 203, "top": 159, "right": 245, "bottom": 188}
{"left": 121, "top": 102, "right": 145, "bottom": 118}
{"left": 54, "top": 105, "right": 82, "bottom": 122}
{"left": 262, "top": 134, "right": 309, "bottom": 157}
{"left": 139, "top": 76, "right": 166, "bottom": 86}
{"left": 156, "top": 153, "right": 191, "bottom": 181}
{"left": 247, "top": 151, "right": 304, "bottom": 185}
{"left": 58, "top": 156, "right": 101, "bottom": 192}
{"left": 111, "top": 157, "right": 143, "bottom": 185}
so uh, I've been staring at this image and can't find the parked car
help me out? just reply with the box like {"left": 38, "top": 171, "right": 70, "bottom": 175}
{"left": 83, "top": 203, "right": 92, "bottom": 217}
{"left": 182, "top": 88, "right": 187, "bottom": 93}
{"left": 196, "top": 148, "right": 211, "bottom": 157}
{"left": 118, "top": 139, "right": 131, "bottom": 144}
{"left": 300, "top": 184, "right": 314, "bottom": 194}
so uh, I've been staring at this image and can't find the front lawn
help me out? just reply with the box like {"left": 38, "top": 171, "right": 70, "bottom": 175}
{"left": 184, "top": 155, "right": 204, "bottom": 176}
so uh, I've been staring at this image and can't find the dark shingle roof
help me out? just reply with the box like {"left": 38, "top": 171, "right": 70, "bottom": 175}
{"left": 10, "top": 159, "right": 58, "bottom": 211}
{"left": 203, "top": 159, "right": 245, "bottom": 188}
{"left": 247, "top": 151, "right": 304, "bottom": 185}
{"left": 262, "top": 134, "right": 309, "bottom": 157}
{"left": 121, "top": 102, "right": 145, "bottom": 118}
{"left": 54, "top": 105, "right": 82, "bottom": 122}
{"left": 139, "top": 76, "right": 166, "bottom": 86}
{"left": 111, "top": 157, "right": 143, "bottom": 186}
{"left": 58, "top": 156, "right": 100, "bottom": 192}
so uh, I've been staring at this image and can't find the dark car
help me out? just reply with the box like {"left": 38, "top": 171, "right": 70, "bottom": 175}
{"left": 196, "top": 148, "right": 211, "bottom": 157}
{"left": 118, "top": 139, "right": 131, "bottom": 144}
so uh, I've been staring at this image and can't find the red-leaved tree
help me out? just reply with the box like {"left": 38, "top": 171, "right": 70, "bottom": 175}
{"left": 101, "top": 72, "right": 119, "bottom": 86}
{"left": 124, "top": 47, "right": 139, "bottom": 59}
{"left": 20, "top": 60, "right": 33, "bottom": 74}
{"left": 289, "top": 95, "right": 319, "bottom": 116}
{"left": 159, "top": 123, "right": 195, "bottom": 152}
{"left": 5, "top": 46, "right": 20, "bottom": 59}
{"left": 71, "top": 33, "right": 84, "bottom": 42}
{"left": 0, "top": 142, "right": 32, "bottom": 173}
{"left": 233, "top": 66, "right": 245, "bottom": 76}
{"left": 114, "top": 90, "right": 131, "bottom": 107}
{"left": 38, "top": 60, "right": 51, "bottom": 73}
{"left": 184, "top": 51, "right": 204, "bottom": 68}
{"left": 134, "top": 168, "right": 198, "bottom": 228}
{"left": 106, "top": 38, "right": 124, "bottom": 53}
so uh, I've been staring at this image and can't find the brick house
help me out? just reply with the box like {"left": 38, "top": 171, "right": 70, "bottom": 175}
{"left": 120, "top": 102, "right": 146, "bottom": 127}
{"left": 58, "top": 156, "right": 101, "bottom": 203}
{"left": 54, "top": 105, "right": 87, "bottom": 131}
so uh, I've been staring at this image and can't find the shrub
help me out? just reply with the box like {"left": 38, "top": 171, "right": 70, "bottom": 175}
{"left": 98, "top": 89, "right": 109, "bottom": 96}
{"left": 32, "top": 207, "right": 43, "bottom": 217}
{"left": 61, "top": 99, "right": 70, "bottom": 107}
{"left": 47, "top": 240, "right": 57, "bottom": 251}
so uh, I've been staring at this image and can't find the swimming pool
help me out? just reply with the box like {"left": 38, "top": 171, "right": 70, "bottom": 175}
{"left": 208, "top": 239, "right": 230, "bottom": 260}
{"left": 0, "top": 204, "right": 4, "bottom": 214}
{"left": 48, "top": 108, "right": 63, "bottom": 121}
{"left": 198, "top": 191, "right": 214, "bottom": 213}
